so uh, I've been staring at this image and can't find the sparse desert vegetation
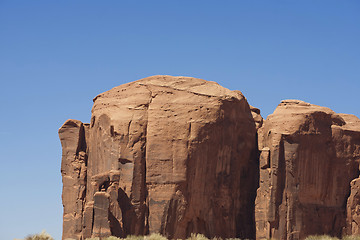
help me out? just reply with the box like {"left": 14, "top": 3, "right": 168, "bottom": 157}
{"left": 304, "top": 235, "right": 360, "bottom": 240}
{"left": 21, "top": 231, "right": 360, "bottom": 240}
{"left": 23, "top": 230, "right": 54, "bottom": 240}
{"left": 81, "top": 234, "right": 242, "bottom": 240}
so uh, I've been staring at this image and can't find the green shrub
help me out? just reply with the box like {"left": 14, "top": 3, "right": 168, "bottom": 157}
{"left": 144, "top": 233, "right": 168, "bottom": 240}
{"left": 124, "top": 235, "right": 144, "bottom": 240}
{"left": 305, "top": 235, "right": 339, "bottom": 240}
{"left": 343, "top": 236, "right": 360, "bottom": 240}
{"left": 24, "top": 230, "right": 54, "bottom": 240}
{"left": 186, "top": 233, "right": 209, "bottom": 240}
{"left": 105, "top": 237, "right": 123, "bottom": 240}
{"left": 85, "top": 237, "right": 123, "bottom": 240}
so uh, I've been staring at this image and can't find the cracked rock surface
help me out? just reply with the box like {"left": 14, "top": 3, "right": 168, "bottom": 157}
{"left": 59, "top": 75, "right": 259, "bottom": 240}
{"left": 60, "top": 76, "right": 360, "bottom": 240}
{"left": 255, "top": 100, "right": 360, "bottom": 240}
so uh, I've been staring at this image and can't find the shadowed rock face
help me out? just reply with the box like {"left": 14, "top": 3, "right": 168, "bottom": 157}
{"left": 59, "top": 120, "right": 88, "bottom": 240}
{"left": 255, "top": 100, "right": 360, "bottom": 240}
{"left": 60, "top": 77, "right": 360, "bottom": 240}
{"left": 59, "top": 75, "right": 259, "bottom": 240}
{"left": 343, "top": 115, "right": 360, "bottom": 236}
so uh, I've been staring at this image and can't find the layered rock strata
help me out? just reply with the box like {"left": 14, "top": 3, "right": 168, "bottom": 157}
{"left": 343, "top": 115, "right": 360, "bottom": 235}
{"left": 60, "top": 77, "right": 360, "bottom": 240}
{"left": 59, "top": 120, "right": 88, "bottom": 240}
{"left": 255, "top": 100, "right": 360, "bottom": 240}
{"left": 59, "top": 75, "right": 259, "bottom": 240}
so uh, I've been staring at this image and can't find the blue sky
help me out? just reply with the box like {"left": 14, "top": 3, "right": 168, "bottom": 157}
{"left": 0, "top": 1, "right": 359, "bottom": 239}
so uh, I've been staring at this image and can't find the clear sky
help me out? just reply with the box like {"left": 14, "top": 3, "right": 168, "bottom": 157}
{"left": 0, "top": 1, "right": 359, "bottom": 239}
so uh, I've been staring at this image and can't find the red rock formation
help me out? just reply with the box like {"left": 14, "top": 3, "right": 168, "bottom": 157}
{"left": 255, "top": 100, "right": 360, "bottom": 240}
{"left": 250, "top": 105, "right": 263, "bottom": 130}
{"left": 59, "top": 120, "right": 88, "bottom": 240}
{"left": 342, "top": 115, "right": 360, "bottom": 235}
{"left": 346, "top": 177, "right": 360, "bottom": 235}
{"left": 92, "top": 192, "right": 111, "bottom": 237}
{"left": 59, "top": 75, "right": 259, "bottom": 239}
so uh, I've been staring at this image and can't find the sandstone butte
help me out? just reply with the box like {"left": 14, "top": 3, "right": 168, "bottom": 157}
{"left": 59, "top": 75, "right": 360, "bottom": 240}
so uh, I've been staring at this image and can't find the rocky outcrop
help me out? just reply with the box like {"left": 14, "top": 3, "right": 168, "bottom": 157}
{"left": 92, "top": 192, "right": 111, "bottom": 237}
{"left": 250, "top": 105, "right": 263, "bottom": 130}
{"left": 255, "top": 100, "right": 360, "bottom": 240}
{"left": 60, "top": 76, "right": 360, "bottom": 240}
{"left": 343, "top": 115, "right": 360, "bottom": 235}
{"left": 59, "top": 75, "right": 259, "bottom": 239}
{"left": 59, "top": 120, "right": 88, "bottom": 240}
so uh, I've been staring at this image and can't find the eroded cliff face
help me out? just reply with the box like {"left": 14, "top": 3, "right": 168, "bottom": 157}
{"left": 59, "top": 75, "right": 259, "bottom": 240}
{"left": 255, "top": 100, "right": 360, "bottom": 240}
{"left": 59, "top": 120, "right": 88, "bottom": 240}
{"left": 60, "top": 77, "right": 360, "bottom": 240}
{"left": 343, "top": 115, "right": 360, "bottom": 236}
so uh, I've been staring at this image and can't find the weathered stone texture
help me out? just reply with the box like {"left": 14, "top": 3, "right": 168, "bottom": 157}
{"left": 59, "top": 120, "right": 88, "bottom": 240}
{"left": 343, "top": 114, "right": 360, "bottom": 236}
{"left": 59, "top": 75, "right": 258, "bottom": 239}
{"left": 93, "top": 192, "right": 111, "bottom": 237}
{"left": 60, "top": 77, "right": 360, "bottom": 240}
{"left": 255, "top": 100, "right": 360, "bottom": 240}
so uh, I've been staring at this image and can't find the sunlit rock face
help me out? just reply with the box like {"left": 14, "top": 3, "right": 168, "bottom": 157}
{"left": 343, "top": 115, "right": 360, "bottom": 236}
{"left": 255, "top": 100, "right": 360, "bottom": 240}
{"left": 59, "top": 75, "right": 259, "bottom": 240}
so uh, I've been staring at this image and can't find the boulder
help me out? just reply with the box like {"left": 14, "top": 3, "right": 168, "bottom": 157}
{"left": 255, "top": 100, "right": 360, "bottom": 239}
{"left": 59, "top": 75, "right": 259, "bottom": 239}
